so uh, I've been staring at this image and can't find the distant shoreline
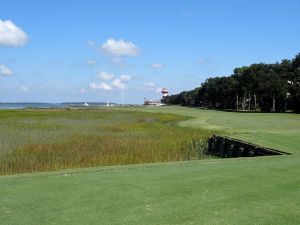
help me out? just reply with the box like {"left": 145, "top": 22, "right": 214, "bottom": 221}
{"left": 0, "top": 102, "right": 115, "bottom": 109}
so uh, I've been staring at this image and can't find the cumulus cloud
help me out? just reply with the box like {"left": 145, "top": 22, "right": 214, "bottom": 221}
{"left": 99, "top": 82, "right": 113, "bottom": 91}
{"left": 89, "top": 82, "right": 97, "bottom": 89}
{"left": 112, "top": 78, "right": 125, "bottom": 89}
{"left": 112, "top": 75, "right": 131, "bottom": 89}
{"left": 101, "top": 38, "right": 139, "bottom": 57}
{"left": 86, "top": 60, "right": 97, "bottom": 66}
{"left": 90, "top": 73, "right": 131, "bottom": 91}
{"left": 97, "top": 71, "right": 114, "bottom": 80}
{"left": 18, "top": 86, "right": 29, "bottom": 93}
{"left": 151, "top": 63, "right": 164, "bottom": 69}
{"left": 0, "top": 64, "right": 13, "bottom": 76}
{"left": 120, "top": 74, "right": 131, "bottom": 81}
{"left": 0, "top": 20, "right": 28, "bottom": 47}
{"left": 89, "top": 82, "right": 112, "bottom": 91}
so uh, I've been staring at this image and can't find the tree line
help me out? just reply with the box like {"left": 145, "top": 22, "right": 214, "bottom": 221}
{"left": 163, "top": 53, "right": 300, "bottom": 112}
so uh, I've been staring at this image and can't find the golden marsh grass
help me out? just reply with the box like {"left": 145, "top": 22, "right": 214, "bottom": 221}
{"left": 0, "top": 109, "right": 214, "bottom": 174}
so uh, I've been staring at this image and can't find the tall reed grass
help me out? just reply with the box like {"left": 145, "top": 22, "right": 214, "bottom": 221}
{"left": 0, "top": 109, "right": 214, "bottom": 174}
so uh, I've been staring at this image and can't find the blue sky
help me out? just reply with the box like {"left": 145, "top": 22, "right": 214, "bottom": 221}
{"left": 0, "top": 0, "right": 300, "bottom": 103}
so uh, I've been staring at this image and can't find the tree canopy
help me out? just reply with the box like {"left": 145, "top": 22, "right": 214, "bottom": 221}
{"left": 163, "top": 53, "right": 300, "bottom": 113}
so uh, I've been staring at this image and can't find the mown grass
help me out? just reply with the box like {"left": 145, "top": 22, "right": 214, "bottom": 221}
{"left": 1, "top": 107, "right": 300, "bottom": 225}
{"left": 124, "top": 106, "right": 300, "bottom": 154}
{"left": 0, "top": 109, "right": 213, "bottom": 175}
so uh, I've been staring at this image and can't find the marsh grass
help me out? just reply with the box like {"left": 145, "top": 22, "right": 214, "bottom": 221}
{"left": 0, "top": 109, "right": 213, "bottom": 174}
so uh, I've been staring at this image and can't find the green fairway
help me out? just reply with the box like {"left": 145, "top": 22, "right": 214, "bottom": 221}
{"left": 1, "top": 107, "right": 300, "bottom": 225}
{"left": 124, "top": 106, "right": 300, "bottom": 155}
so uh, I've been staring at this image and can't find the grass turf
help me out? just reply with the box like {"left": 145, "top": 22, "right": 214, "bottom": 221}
{"left": 1, "top": 106, "right": 300, "bottom": 225}
{"left": 124, "top": 106, "right": 300, "bottom": 154}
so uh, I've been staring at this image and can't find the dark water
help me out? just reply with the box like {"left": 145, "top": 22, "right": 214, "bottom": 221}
{"left": 0, "top": 102, "right": 111, "bottom": 109}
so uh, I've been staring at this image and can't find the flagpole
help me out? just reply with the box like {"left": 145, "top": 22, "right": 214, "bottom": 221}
{"left": 121, "top": 87, "right": 124, "bottom": 107}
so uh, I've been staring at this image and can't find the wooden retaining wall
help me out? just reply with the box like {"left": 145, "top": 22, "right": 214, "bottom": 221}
{"left": 207, "top": 135, "right": 290, "bottom": 158}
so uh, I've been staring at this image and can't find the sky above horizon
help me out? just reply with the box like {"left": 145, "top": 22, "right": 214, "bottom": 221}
{"left": 1, "top": 0, "right": 300, "bottom": 103}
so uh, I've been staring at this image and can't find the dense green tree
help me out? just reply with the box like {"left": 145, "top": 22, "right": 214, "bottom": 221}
{"left": 290, "top": 54, "right": 300, "bottom": 112}
{"left": 166, "top": 53, "right": 300, "bottom": 113}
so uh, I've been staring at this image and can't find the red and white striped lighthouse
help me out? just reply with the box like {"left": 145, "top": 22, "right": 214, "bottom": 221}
{"left": 161, "top": 88, "right": 169, "bottom": 98}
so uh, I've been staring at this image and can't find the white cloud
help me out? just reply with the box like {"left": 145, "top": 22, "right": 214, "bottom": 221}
{"left": 151, "top": 63, "right": 164, "bottom": 69}
{"left": 90, "top": 73, "right": 131, "bottom": 91}
{"left": 101, "top": 38, "right": 139, "bottom": 57}
{"left": 144, "top": 82, "right": 155, "bottom": 88}
{"left": 97, "top": 71, "right": 114, "bottom": 80}
{"left": 112, "top": 75, "right": 131, "bottom": 89}
{"left": 112, "top": 78, "right": 125, "bottom": 89}
{"left": 0, "top": 64, "right": 13, "bottom": 76}
{"left": 79, "top": 88, "right": 86, "bottom": 93}
{"left": 99, "top": 82, "right": 113, "bottom": 91}
{"left": 0, "top": 20, "right": 28, "bottom": 47}
{"left": 89, "top": 82, "right": 112, "bottom": 91}
{"left": 120, "top": 74, "right": 131, "bottom": 81}
{"left": 89, "top": 82, "right": 97, "bottom": 89}
{"left": 86, "top": 60, "right": 97, "bottom": 65}
{"left": 18, "top": 86, "right": 29, "bottom": 93}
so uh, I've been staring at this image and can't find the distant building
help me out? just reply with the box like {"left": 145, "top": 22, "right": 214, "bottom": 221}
{"left": 144, "top": 99, "right": 161, "bottom": 106}
{"left": 144, "top": 88, "right": 168, "bottom": 106}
